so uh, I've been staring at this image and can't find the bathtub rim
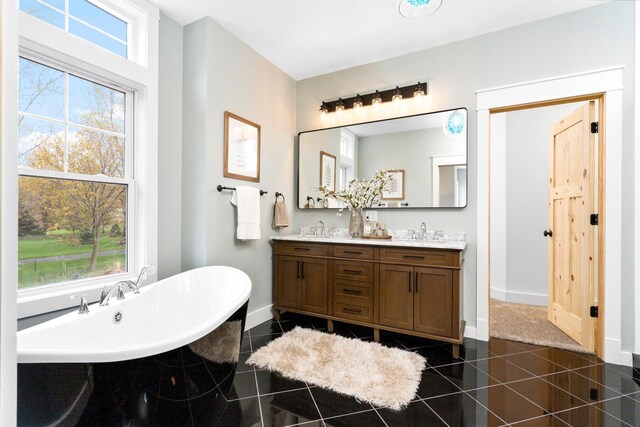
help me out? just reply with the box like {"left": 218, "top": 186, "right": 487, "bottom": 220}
{"left": 17, "top": 265, "right": 252, "bottom": 364}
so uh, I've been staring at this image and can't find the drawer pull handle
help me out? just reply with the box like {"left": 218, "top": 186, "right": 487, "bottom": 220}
{"left": 403, "top": 255, "right": 425, "bottom": 260}
{"left": 294, "top": 247, "right": 311, "bottom": 252}
{"left": 343, "top": 307, "right": 362, "bottom": 314}
{"left": 343, "top": 269, "right": 362, "bottom": 274}
{"left": 343, "top": 250, "right": 362, "bottom": 255}
{"left": 343, "top": 288, "right": 362, "bottom": 295}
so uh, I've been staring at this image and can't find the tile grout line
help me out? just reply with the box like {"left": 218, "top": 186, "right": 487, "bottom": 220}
{"left": 247, "top": 329, "right": 266, "bottom": 427}
{"left": 305, "top": 385, "right": 326, "bottom": 426}
{"left": 462, "top": 390, "right": 509, "bottom": 426}
{"left": 370, "top": 406, "right": 390, "bottom": 427}
{"left": 421, "top": 399, "right": 451, "bottom": 427}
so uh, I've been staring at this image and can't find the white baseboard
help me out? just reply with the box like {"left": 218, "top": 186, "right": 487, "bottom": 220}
{"left": 476, "top": 318, "right": 489, "bottom": 342}
{"left": 620, "top": 350, "right": 634, "bottom": 367}
{"left": 464, "top": 325, "right": 477, "bottom": 339}
{"left": 490, "top": 287, "right": 547, "bottom": 306}
{"left": 605, "top": 337, "right": 623, "bottom": 365}
{"left": 245, "top": 305, "right": 274, "bottom": 331}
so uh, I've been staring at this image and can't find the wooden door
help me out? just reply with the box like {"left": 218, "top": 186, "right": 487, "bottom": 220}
{"left": 379, "top": 264, "right": 414, "bottom": 330}
{"left": 300, "top": 258, "right": 328, "bottom": 314}
{"left": 414, "top": 267, "right": 453, "bottom": 337}
{"left": 547, "top": 102, "right": 596, "bottom": 351}
{"left": 276, "top": 256, "right": 302, "bottom": 309}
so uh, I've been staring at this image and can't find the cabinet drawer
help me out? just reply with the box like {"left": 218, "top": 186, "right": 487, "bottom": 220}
{"left": 276, "top": 242, "right": 330, "bottom": 257}
{"left": 333, "top": 302, "right": 373, "bottom": 323}
{"left": 332, "top": 260, "right": 374, "bottom": 282}
{"left": 334, "top": 280, "right": 372, "bottom": 302}
{"left": 333, "top": 245, "right": 375, "bottom": 260}
{"left": 380, "top": 247, "right": 455, "bottom": 267}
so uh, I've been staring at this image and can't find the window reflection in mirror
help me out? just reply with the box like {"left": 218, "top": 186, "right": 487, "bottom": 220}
{"left": 298, "top": 108, "right": 467, "bottom": 209}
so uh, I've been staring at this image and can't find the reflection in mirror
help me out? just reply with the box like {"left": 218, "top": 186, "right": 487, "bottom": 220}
{"left": 298, "top": 108, "right": 467, "bottom": 209}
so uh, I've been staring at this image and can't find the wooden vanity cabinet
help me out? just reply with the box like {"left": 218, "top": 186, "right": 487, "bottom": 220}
{"left": 379, "top": 265, "right": 455, "bottom": 337}
{"left": 275, "top": 251, "right": 329, "bottom": 315}
{"left": 273, "top": 240, "right": 464, "bottom": 358}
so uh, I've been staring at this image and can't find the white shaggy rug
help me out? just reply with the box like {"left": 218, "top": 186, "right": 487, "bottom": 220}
{"left": 246, "top": 327, "right": 426, "bottom": 410}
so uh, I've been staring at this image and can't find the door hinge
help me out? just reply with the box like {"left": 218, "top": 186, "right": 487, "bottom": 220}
{"left": 590, "top": 213, "right": 598, "bottom": 226}
{"left": 591, "top": 122, "right": 599, "bottom": 134}
{"left": 590, "top": 306, "right": 598, "bottom": 318}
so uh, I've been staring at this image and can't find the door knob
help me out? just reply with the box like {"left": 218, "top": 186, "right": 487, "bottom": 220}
{"left": 543, "top": 229, "right": 553, "bottom": 237}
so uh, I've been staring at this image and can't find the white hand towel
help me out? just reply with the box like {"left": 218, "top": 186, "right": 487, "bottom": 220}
{"left": 230, "top": 186, "right": 261, "bottom": 240}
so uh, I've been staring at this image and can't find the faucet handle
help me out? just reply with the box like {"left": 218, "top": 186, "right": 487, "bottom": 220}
{"left": 116, "top": 283, "right": 126, "bottom": 300}
{"left": 70, "top": 294, "right": 89, "bottom": 314}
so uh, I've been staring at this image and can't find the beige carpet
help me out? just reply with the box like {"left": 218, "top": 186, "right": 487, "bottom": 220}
{"left": 490, "top": 298, "right": 593, "bottom": 354}
{"left": 247, "top": 327, "right": 426, "bottom": 410}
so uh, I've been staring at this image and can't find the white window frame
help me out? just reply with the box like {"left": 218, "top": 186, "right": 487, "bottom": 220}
{"left": 17, "top": 1, "right": 158, "bottom": 318}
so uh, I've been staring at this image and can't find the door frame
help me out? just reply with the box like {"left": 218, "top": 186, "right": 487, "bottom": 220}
{"left": 476, "top": 66, "right": 624, "bottom": 364}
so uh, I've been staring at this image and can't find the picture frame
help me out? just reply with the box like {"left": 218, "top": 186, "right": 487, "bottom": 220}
{"left": 224, "top": 111, "right": 261, "bottom": 182}
{"left": 382, "top": 169, "right": 405, "bottom": 200}
{"left": 319, "top": 151, "right": 336, "bottom": 191}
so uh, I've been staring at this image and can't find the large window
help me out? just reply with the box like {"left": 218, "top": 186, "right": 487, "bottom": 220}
{"left": 18, "top": 56, "right": 131, "bottom": 290}
{"left": 19, "top": 0, "right": 129, "bottom": 58}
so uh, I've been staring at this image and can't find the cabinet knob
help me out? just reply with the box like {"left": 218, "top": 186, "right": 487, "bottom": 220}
{"left": 543, "top": 229, "right": 553, "bottom": 238}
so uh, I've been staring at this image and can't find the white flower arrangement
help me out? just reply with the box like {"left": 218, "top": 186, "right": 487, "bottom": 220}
{"left": 318, "top": 170, "right": 393, "bottom": 211}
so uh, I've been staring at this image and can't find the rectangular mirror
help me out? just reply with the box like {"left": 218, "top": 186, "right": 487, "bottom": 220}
{"left": 298, "top": 108, "right": 467, "bottom": 209}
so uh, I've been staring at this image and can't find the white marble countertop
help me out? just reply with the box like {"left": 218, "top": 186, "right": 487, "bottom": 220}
{"left": 271, "top": 234, "right": 467, "bottom": 251}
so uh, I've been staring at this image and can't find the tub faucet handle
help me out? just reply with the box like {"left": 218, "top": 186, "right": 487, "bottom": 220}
{"left": 70, "top": 294, "right": 89, "bottom": 314}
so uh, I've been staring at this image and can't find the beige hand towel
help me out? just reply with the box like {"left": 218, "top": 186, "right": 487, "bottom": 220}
{"left": 272, "top": 200, "right": 289, "bottom": 229}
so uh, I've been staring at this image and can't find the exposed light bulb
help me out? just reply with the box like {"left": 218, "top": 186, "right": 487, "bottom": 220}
{"left": 413, "top": 82, "right": 425, "bottom": 98}
{"left": 353, "top": 94, "right": 363, "bottom": 112}
{"left": 392, "top": 86, "right": 403, "bottom": 104}
{"left": 335, "top": 98, "right": 345, "bottom": 113}
{"left": 319, "top": 102, "right": 329, "bottom": 115}
{"left": 372, "top": 90, "right": 382, "bottom": 108}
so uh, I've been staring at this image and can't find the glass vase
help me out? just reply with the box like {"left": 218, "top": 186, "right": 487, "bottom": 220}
{"left": 348, "top": 208, "right": 364, "bottom": 238}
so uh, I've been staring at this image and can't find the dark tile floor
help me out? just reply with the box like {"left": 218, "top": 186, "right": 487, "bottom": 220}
{"left": 236, "top": 312, "right": 640, "bottom": 427}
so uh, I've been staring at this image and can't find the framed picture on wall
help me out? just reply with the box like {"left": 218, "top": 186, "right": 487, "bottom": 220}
{"left": 319, "top": 151, "right": 336, "bottom": 191}
{"left": 382, "top": 169, "right": 405, "bottom": 200}
{"left": 224, "top": 111, "right": 261, "bottom": 182}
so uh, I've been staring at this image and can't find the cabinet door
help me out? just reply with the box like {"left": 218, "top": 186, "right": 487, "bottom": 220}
{"left": 414, "top": 267, "right": 453, "bottom": 337}
{"left": 379, "top": 264, "right": 414, "bottom": 330}
{"left": 277, "top": 256, "right": 302, "bottom": 309}
{"left": 301, "top": 258, "right": 328, "bottom": 314}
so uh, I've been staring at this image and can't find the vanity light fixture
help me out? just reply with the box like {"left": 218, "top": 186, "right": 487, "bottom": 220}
{"left": 353, "top": 94, "right": 364, "bottom": 110}
{"left": 372, "top": 90, "right": 383, "bottom": 107}
{"left": 318, "top": 82, "right": 428, "bottom": 114}
{"left": 392, "top": 86, "right": 403, "bottom": 103}
{"left": 394, "top": 0, "right": 443, "bottom": 19}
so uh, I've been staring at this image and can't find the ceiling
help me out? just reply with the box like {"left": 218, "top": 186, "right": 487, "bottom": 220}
{"left": 150, "top": 0, "right": 609, "bottom": 81}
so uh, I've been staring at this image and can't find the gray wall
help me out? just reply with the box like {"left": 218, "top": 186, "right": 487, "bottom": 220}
{"left": 158, "top": 13, "right": 183, "bottom": 280}
{"left": 298, "top": 128, "right": 341, "bottom": 207}
{"left": 358, "top": 128, "right": 465, "bottom": 207}
{"left": 181, "top": 18, "right": 297, "bottom": 318}
{"left": 503, "top": 103, "right": 581, "bottom": 305}
{"left": 491, "top": 103, "right": 583, "bottom": 306}
{"left": 295, "top": 1, "right": 635, "bottom": 349}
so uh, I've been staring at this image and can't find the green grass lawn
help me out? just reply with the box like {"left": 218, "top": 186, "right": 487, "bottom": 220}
{"left": 18, "top": 254, "right": 126, "bottom": 289}
{"left": 18, "top": 233, "right": 125, "bottom": 260}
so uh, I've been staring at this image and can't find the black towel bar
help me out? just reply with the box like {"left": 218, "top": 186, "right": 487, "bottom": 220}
{"left": 217, "top": 185, "right": 267, "bottom": 196}
{"left": 275, "top": 192, "right": 285, "bottom": 202}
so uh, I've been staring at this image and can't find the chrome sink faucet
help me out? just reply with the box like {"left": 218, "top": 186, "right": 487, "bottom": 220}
{"left": 316, "top": 220, "right": 325, "bottom": 236}
{"left": 420, "top": 222, "right": 427, "bottom": 239}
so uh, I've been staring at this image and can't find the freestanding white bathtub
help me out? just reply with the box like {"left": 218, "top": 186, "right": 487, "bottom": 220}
{"left": 17, "top": 266, "right": 252, "bottom": 363}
